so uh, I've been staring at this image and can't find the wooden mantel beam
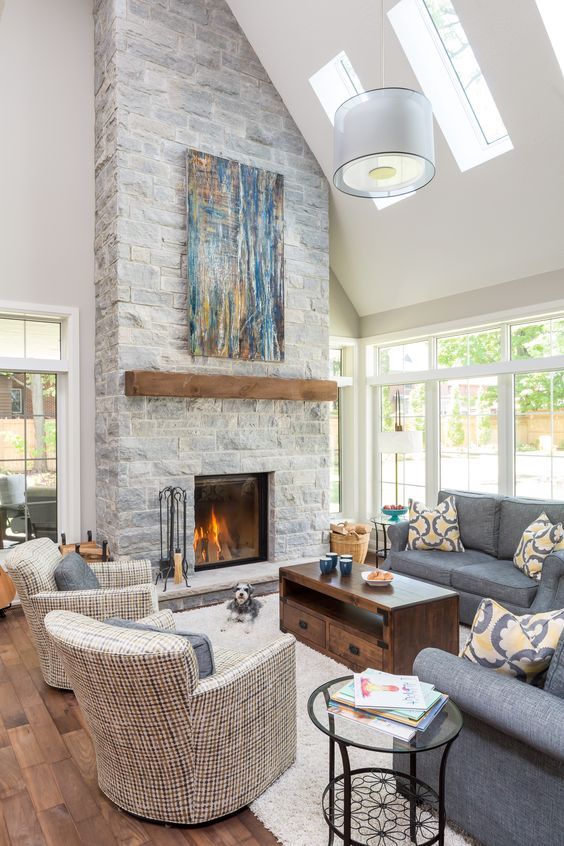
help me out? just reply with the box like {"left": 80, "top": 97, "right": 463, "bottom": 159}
{"left": 124, "top": 371, "right": 338, "bottom": 402}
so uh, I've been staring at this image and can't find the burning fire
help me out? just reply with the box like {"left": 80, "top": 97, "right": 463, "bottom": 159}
{"left": 193, "top": 505, "right": 230, "bottom": 563}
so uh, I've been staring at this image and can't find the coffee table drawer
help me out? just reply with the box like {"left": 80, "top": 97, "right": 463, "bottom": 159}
{"left": 282, "top": 602, "right": 325, "bottom": 648}
{"left": 328, "top": 623, "right": 384, "bottom": 669}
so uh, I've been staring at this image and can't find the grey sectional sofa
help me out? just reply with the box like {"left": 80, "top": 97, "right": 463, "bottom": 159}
{"left": 397, "top": 633, "right": 564, "bottom": 846}
{"left": 387, "top": 489, "right": 564, "bottom": 624}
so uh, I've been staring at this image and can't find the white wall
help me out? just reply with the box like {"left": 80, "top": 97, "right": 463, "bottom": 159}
{"left": 330, "top": 270, "right": 360, "bottom": 338}
{"left": 360, "top": 267, "right": 564, "bottom": 338}
{"left": 0, "top": 0, "right": 96, "bottom": 535}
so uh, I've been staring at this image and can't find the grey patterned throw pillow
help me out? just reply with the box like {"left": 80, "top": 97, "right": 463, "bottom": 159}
{"left": 54, "top": 552, "right": 101, "bottom": 591}
{"left": 105, "top": 617, "right": 215, "bottom": 678}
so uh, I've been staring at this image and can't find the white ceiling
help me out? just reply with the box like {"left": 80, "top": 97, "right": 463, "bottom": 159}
{"left": 226, "top": 0, "right": 564, "bottom": 317}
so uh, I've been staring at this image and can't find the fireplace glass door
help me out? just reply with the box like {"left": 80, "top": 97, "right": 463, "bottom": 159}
{"left": 194, "top": 473, "right": 268, "bottom": 570}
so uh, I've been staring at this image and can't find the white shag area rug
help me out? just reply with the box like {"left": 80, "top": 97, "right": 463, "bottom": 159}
{"left": 175, "top": 595, "right": 474, "bottom": 846}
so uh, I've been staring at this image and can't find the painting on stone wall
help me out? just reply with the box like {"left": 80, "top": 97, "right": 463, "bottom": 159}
{"left": 186, "top": 149, "right": 284, "bottom": 361}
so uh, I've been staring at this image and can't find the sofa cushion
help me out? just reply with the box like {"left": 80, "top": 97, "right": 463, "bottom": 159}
{"left": 498, "top": 497, "right": 564, "bottom": 561}
{"left": 54, "top": 553, "right": 100, "bottom": 592}
{"left": 407, "top": 496, "right": 464, "bottom": 552}
{"left": 439, "top": 489, "right": 502, "bottom": 557}
{"left": 514, "top": 513, "right": 564, "bottom": 581}
{"left": 545, "top": 631, "right": 564, "bottom": 699}
{"left": 461, "top": 598, "right": 564, "bottom": 683}
{"left": 388, "top": 549, "right": 494, "bottom": 586}
{"left": 452, "top": 560, "right": 538, "bottom": 607}
{"left": 106, "top": 618, "right": 215, "bottom": 678}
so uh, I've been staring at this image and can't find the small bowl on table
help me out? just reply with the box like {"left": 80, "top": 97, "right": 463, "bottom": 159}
{"left": 381, "top": 505, "right": 408, "bottom": 523}
{"left": 361, "top": 569, "right": 394, "bottom": 588}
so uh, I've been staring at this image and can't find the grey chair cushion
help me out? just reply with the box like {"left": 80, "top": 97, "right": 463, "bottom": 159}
{"left": 498, "top": 497, "right": 564, "bottom": 561}
{"left": 388, "top": 549, "right": 494, "bottom": 586}
{"left": 451, "top": 560, "right": 538, "bottom": 607}
{"left": 106, "top": 618, "right": 215, "bottom": 678}
{"left": 545, "top": 631, "right": 564, "bottom": 699}
{"left": 439, "top": 489, "right": 502, "bottom": 557}
{"left": 54, "top": 553, "right": 100, "bottom": 591}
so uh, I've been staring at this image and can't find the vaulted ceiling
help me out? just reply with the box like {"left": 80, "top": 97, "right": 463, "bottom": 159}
{"left": 226, "top": 0, "right": 564, "bottom": 317}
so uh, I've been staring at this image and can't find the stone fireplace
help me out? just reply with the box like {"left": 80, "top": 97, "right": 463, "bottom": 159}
{"left": 94, "top": 0, "right": 330, "bottom": 575}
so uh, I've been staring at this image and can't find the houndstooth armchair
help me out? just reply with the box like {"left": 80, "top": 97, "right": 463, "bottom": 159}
{"left": 6, "top": 537, "right": 157, "bottom": 689}
{"left": 45, "top": 608, "right": 297, "bottom": 825}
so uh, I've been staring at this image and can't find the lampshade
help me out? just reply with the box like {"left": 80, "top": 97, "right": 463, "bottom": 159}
{"left": 378, "top": 430, "right": 423, "bottom": 454}
{"left": 333, "top": 88, "right": 435, "bottom": 198}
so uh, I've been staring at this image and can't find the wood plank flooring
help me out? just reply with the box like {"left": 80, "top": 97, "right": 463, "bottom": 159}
{"left": 0, "top": 607, "right": 280, "bottom": 846}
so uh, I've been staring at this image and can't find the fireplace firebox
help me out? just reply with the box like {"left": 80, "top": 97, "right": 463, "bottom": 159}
{"left": 193, "top": 474, "right": 268, "bottom": 570}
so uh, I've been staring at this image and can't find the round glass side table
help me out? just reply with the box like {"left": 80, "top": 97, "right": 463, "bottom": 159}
{"left": 308, "top": 676, "right": 463, "bottom": 846}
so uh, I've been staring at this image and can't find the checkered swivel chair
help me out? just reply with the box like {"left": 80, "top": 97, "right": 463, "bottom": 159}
{"left": 45, "top": 609, "right": 297, "bottom": 824}
{"left": 6, "top": 537, "right": 157, "bottom": 689}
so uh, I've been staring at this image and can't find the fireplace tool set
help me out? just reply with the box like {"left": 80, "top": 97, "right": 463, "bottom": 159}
{"left": 156, "top": 486, "right": 190, "bottom": 591}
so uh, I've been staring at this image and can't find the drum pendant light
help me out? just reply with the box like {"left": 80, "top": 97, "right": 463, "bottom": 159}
{"left": 333, "top": 1, "right": 436, "bottom": 199}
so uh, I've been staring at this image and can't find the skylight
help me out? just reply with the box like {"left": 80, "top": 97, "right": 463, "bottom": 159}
{"left": 535, "top": 0, "right": 564, "bottom": 77}
{"left": 389, "top": 0, "right": 513, "bottom": 172}
{"left": 309, "top": 51, "right": 362, "bottom": 125}
{"left": 309, "top": 52, "right": 414, "bottom": 210}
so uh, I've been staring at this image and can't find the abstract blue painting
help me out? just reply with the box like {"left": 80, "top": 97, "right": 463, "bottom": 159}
{"left": 187, "top": 149, "right": 284, "bottom": 361}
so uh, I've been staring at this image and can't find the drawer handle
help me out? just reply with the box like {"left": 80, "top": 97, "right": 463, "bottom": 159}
{"left": 299, "top": 619, "right": 308, "bottom": 630}
{"left": 349, "top": 644, "right": 360, "bottom": 656}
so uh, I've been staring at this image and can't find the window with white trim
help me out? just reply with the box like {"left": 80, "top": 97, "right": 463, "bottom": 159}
{"left": 389, "top": 0, "right": 513, "bottom": 171}
{"left": 0, "top": 307, "right": 79, "bottom": 552}
{"left": 368, "top": 307, "right": 564, "bottom": 513}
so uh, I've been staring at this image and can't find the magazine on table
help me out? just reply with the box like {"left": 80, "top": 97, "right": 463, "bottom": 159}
{"left": 334, "top": 679, "right": 443, "bottom": 723}
{"left": 354, "top": 669, "right": 427, "bottom": 710}
{"left": 327, "top": 700, "right": 416, "bottom": 742}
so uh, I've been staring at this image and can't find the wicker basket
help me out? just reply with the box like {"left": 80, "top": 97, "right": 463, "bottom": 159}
{"left": 330, "top": 530, "right": 370, "bottom": 564}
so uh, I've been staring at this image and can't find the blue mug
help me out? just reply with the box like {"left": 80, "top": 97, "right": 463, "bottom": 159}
{"left": 319, "top": 556, "right": 333, "bottom": 575}
{"left": 339, "top": 556, "right": 353, "bottom": 576}
{"left": 327, "top": 552, "right": 340, "bottom": 570}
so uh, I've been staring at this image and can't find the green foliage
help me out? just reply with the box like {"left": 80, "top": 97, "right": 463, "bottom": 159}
{"left": 437, "top": 330, "right": 501, "bottom": 368}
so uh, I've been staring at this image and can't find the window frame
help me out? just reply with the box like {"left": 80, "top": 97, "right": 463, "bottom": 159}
{"left": 362, "top": 300, "right": 564, "bottom": 516}
{"left": 0, "top": 302, "right": 80, "bottom": 553}
{"left": 329, "top": 337, "right": 358, "bottom": 520}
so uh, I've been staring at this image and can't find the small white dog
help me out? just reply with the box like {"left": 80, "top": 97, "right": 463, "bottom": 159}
{"left": 222, "top": 582, "right": 262, "bottom": 633}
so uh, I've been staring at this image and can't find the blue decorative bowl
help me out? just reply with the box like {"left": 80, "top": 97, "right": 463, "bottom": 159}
{"left": 381, "top": 506, "right": 408, "bottom": 522}
{"left": 319, "top": 557, "right": 333, "bottom": 575}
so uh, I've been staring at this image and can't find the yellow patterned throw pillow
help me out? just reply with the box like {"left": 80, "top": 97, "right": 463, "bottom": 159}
{"left": 461, "top": 598, "right": 564, "bottom": 682}
{"left": 513, "top": 512, "right": 564, "bottom": 581}
{"left": 407, "top": 495, "right": 464, "bottom": 552}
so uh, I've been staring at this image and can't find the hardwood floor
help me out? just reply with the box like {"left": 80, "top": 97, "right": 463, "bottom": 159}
{"left": 0, "top": 607, "right": 280, "bottom": 846}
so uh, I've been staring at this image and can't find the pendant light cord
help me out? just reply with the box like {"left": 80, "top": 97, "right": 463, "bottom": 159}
{"left": 381, "top": 0, "right": 385, "bottom": 89}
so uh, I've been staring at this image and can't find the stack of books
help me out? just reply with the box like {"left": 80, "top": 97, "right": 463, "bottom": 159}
{"left": 327, "top": 669, "right": 448, "bottom": 741}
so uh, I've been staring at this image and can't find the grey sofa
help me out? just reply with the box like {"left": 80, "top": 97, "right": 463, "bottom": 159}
{"left": 387, "top": 489, "right": 564, "bottom": 624}
{"left": 396, "top": 626, "right": 564, "bottom": 846}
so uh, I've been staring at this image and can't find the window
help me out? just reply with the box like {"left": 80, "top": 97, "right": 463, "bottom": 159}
{"left": 0, "top": 310, "right": 75, "bottom": 551}
{"left": 379, "top": 341, "right": 429, "bottom": 374}
{"left": 510, "top": 318, "right": 564, "bottom": 360}
{"left": 380, "top": 383, "right": 426, "bottom": 506}
{"left": 389, "top": 0, "right": 513, "bottom": 171}
{"left": 309, "top": 52, "right": 413, "bottom": 211}
{"left": 440, "top": 377, "right": 498, "bottom": 492}
{"left": 437, "top": 329, "right": 501, "bottom": 368}
{"left": 369, "top": 307, "right": 564, "bottom": 513}
{"left": 309, "top": 51, "right": 362, "bottom": 126}
{"left": 535, "top": 0, "right": 564, "bottom": 77}
{"left": 330, "top": 349, "right": 343, "bottom": 514}
{"left": 515, "top": 371, "right": 564, "bottom": 498}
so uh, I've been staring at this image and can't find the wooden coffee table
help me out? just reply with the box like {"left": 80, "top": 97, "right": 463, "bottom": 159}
{"left": 279, "top": 561, "right": 459, "bottom": 675}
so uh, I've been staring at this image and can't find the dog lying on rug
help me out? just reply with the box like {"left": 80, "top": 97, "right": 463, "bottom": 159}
{"left": 222, "top": 583, "right": 262, "bottom": 633}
